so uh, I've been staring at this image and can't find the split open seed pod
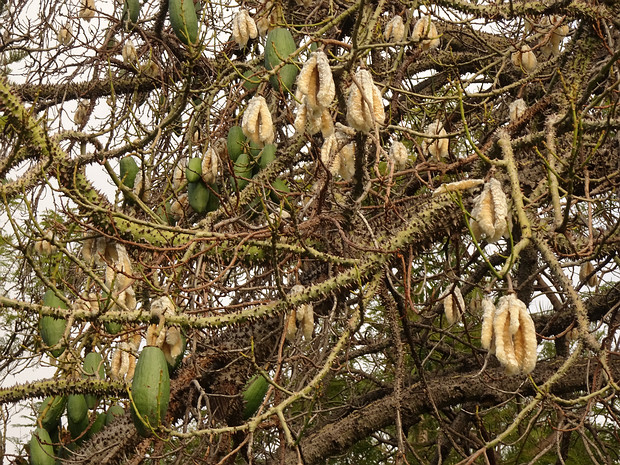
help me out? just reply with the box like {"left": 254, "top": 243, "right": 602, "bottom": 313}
{"left": 422, "top": 120, "right": 449, "bottom": 160}
{"left": 470, "top": 178, "right": 508, "bottom": 243}
{"left": 337, "top": 142, "right": 356, "bottom": 180}
{"left": 297, "top": 51, "right": 335, "bottom": 111}
{"left": 242, "top": 96, "right": 274, "bottom": 146}
{"left": 346, "top": 69, "right": 384, "bottom": 133}
{"left": 412, "top": 16, "right": 440, "bottom": 50}
{"left": 511, "top": 45, "right": 537, "bottom": 73}
{"left": 493, "top": 294, "right": 537, "bottom": 375}
{"left": 232, "top": 9, "right": 258, "bottom": 47}
{"left": 480, "top": 298, "right": 496, "bottom": 352}
{"left": 201, "top": 146, "right": 219, "bottom": 185}
{"left": 122, "top": 41, "right": 138, "bottom": 64}
{"left": 442, "top": 286, "right": 465, "bottom": 325}
{"left": 509, "top": 98, "right": 527, "bottom": 123}
{"left": 320, "top": 134, "right": 341, "bottom": 176}
{"left": 384, "top": 15, "right": 405, "bottom": 43}
{"left": 285, "top": 310, "right": 297, "bottom": 341}
{"left": 388, "top": 140, "right": 409, "bottom": 170}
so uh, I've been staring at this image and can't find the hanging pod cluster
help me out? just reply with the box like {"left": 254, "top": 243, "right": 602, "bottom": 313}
{"left": 110, "top": 333, "right": 142, "bottom": 381}
{"left": 103, "top": 242, "right": 137, "bottom": 314}
{"left": 225, "top": 124, "right": 288, "bottom": 198}
{"left": 346, "top": 69, "right": 385, "bottom": 134}
{"left": 232, "top": 9, "right": 258, "bottom": 47}
{"left": 526, "top": 16, "right": 569, "bottom": 57}
{"left": 294, "top": 51, "right": 335, "bottom": 137}
{"left": 441, "top": 286, "right": 465, "bottom": 325}
{"left": 422, "top": 120, "right": 449, "bottom": 160}
{"left": 33, "top": 231, "right": 55, "bottom": 255}
{"left": 320, "top": 128, "right": 356, "bottom": 180}
{"left": 31, "top": 351, "right": 109, "bottom": 460}
{"left": 470, "top": 178, "right": 508, "bottom": 243}
{"left": 411, "top": 16, "right": 440, "bottom": 50}
{"left": 83, "top": 238, "right": 136, "bottom": 333}
{"left": 384, "top": 15, "right": 405, "bottom": 42}
{"left": 541, "top": 16, "right": 570, "bottom": 56}
{"left": 285, "top": 285, "right": 315, "bottom": 342}
{"left": 145, "top": 296, "right": 186, "bottom": 369}
{"left": 480, "top": 295, "right": 538, "bottom": 375}
{"left": 242, "top": 96, "right": 274, "bottom": 146}
{"left": 388, "top": 140, "right": 410, "bottom": 170}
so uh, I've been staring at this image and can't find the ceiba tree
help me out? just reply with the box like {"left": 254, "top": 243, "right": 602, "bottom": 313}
{"left": 0, "top": 0, "right": 619, "bottom": 463}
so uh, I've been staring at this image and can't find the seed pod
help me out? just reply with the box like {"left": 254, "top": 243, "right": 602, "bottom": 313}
{"left": 232, "top": 9, "right": 258, "bottom": 47}
{"left": 80, "top": 0, "right": 96, "bottom": 20}
{"left": 242, "top": 96, "right": 274, "bottom": 146}
{"left": 297, "top": 51, "right": 335, "bottom": 110}
{"left": 550, "top": 23, "right": 569, "bottom": 56}
{"left": 173, "top": 159, "right": 186, "bottom": 190}
{"left": 122, "top": 41, "right": 138, "bottom": 64}
{"left": 514, "top": 302, "right": 537, "bottom": 374}
{"left": 412, "top": 16, "right": 440, "bottom": 50}
{"left": 162, "top": 326, "right": 185, "bottom": 367}
{"left": 264, "top": 28, "right": 298, "bottom": 92}
{"left": 337, "top": 142, "right": 356, "bottom": 181}
{"left": 168, "top": 0, "right": 199, "bottom": 45}
{"left": 151, "top": 296, "right": 176, "bottom": 318}
{"left": 470, "top": 178, "right": 508, "bottom": 243}
{"left": 511, "top": 45, "right": 537, "bottom": 73}
{"left": 296, "top": 302, "right": 308, "bottom": 322}
{"left": 57, "top": 24, "right": 73, "bottom": 46}
{"left": 494, "top": 295, "right": 537, "bottom": 375}
{"left": 346, "top": 69, "right": 384, "bottom": 133}
{"left": 579, "top": 262, "right": 598, "bottom": 288}
{"left": 493, "top": 296, "right": 520, "bottom": 374}
{"left": 384, "top": 15, "right": 405, "bottom": 42}
{"left": 285, "top": 310, "right": 297, "bottom": 341}
{"left": 509, "top": 98, "right": 527, "bottom": 123}
{"left": 432, "top": 179, "right": 484, "bottom": 196}
{"left": 110, "top": 348, "right": 122, "bottom": 379}
{"left": 201, "top": 146, "right": 219, "bottom": 185}
{"left": 388, "top": 140, "right": 409, "bottom": 170}
{"left": 105, "top": 243, "right": 134, "bottom": 292}
{"left": 34, "top": 231, "right": 55, "bottom": 255}
{"left": 320, "top": 107, "right": 334, "bottom": 137}
{"left": 74, "top": 100, "right": 89, "bottom": 126}
{"left": 293, "top": 101, "right": 308, "bottom": 134}
{"left": 301, "top": 304, "right": 314, "bottom": 340}
{"left": 140, "top": 60, "right": 161, "bottom": 78}
{"left": 170, "top": 193, "right": 188, "bottom": 220}
{"left": 255, "top": 1, "right": 275, "bottom": 36}
{"left": 422, "top": 120, "right": 449, "bottom": 160}
{"left": 480, "top": 298, "right": 496, "bottom": 351}
{"left": 442, "top": 286, "right": 465, "bottom": 325}
{"left": 320, "top": 134, "right": 341, "bottom": 176}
